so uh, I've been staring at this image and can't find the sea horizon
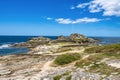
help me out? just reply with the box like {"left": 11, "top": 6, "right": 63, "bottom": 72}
{"left": 0, "top": 35, "right": 120, "bottom": 56}
{"left": 0, "top": 35, "right": 120, "bottom": 38}
{"left": 0, "top": 0, "right": 120, "bottom": 79}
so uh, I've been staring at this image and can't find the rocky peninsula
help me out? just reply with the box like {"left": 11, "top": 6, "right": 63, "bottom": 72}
{"left": 0, "top": 33, "right": 120, "bottom": 80}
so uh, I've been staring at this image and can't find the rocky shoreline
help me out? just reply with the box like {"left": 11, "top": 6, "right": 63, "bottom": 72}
{"left": 12, "top": 33, "right": 99, "bottom": 49}
{"left": 0, "top": 33, "right": 120, "bottom": 80}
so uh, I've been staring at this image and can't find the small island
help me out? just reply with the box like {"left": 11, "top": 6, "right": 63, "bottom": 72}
{"left": 0, "top": 33, "right": 120, "bottom": 80}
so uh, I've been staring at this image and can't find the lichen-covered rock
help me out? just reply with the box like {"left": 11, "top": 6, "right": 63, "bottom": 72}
{"left": 12, "top": 33, "right": 98, "bottom": 48}
{"left": 68, "top": 33, "right": 98, "bottom": 44}
{"left": 69, "top": 33, "right": 88, "bottom": 43}
{"left": 71, "top": 69, "right": 102, "bottom": 80}
{"left": 29, "top": 37, "right": 51, "bottom": 43}
{"left": 56, "top": 35, "right": 68, "bottom": 41}
{"left": 105, "top": 75, "right": 120, "bottom": 80}
{"left": 13, "top": 42, "right": 33, "bottom": 48}
{"left": 13, "top": 37, "right": 51, "bottom": 48}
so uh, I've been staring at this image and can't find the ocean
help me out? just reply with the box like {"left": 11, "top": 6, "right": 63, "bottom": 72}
{"left": 0, "top": 36, "right": 120, "bottom": 56}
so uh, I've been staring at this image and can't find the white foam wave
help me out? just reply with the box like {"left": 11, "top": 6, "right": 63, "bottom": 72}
{"left": 0, "top": 44, "right": 11, "bottom": 49}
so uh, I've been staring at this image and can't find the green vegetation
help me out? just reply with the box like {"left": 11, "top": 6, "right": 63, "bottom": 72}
{"left": 53, "top": 75, "right": 62, "bottom": 80}
{"left": 53, "top": 71, "right": 71, "bottom": 80}
{"left": 76, "top": 52, "right": 120, "bottom": 67}
{"left": 76, "top": 43, "right": 120, "bottom": 75}
{"left": 66, "top": 75, "right": 72, "bottom": 80}
{"left": 54, "top": 53, "right": 81, "bottom": 65}
{"left": 55, "top": 47, "right": 72, "bottom": 53}
{"left": 85, "top": 44, "right": 120, "bottom": 53}
{"left": 89, "top": 63, "right": 120, "bottom": 76}
{"left": 75, "top": 52, "right": 120, "bottom": 75}
{"left": 76, "top": 59, "right": 120, "bottom": 75}
{"left": 76, "top": 58, "right": 92, "bottom": 68}
{"left": 76, "top": 53, "right": 104, "bottom": 68}
{"left": 62, "top": 71, "right": 70, "bottom": 76}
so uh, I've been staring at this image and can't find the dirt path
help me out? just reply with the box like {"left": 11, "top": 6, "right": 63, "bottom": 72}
{"left": 41, "top": 60, "right": 54, "bottom": 71}
{"left": 46, "top": 48, "right": 85, "bottom": 56}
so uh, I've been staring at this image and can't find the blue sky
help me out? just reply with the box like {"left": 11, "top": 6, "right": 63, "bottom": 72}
{"left": 0, "top": 0, "right": 120, "bottom": 36}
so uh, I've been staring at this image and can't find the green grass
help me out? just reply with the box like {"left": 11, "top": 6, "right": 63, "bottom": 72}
{"left": 75, "top": 44, "right": 120, "bottom": 75}
{"left": 66, "top": 75, "right": 72, "bottom": 80}
{"left": 53, "top": 71, "right": 71, "bottom": 80}
{"left": 75, "top": 52, "right": 120, "bottom": 68}
{"left": 62, "top": 71, "right": 70, "bottom": 76}
{"left": 75, "top": 58, "right": 92, "bottom": 68}
{"left": 76, "top": 60, "right": 120, "bottom": 75}
{"left": 76, "top": 53, "right": 104, "bottom": 68}
{"left": 53, "top": 75, "right": 62, "bottom": 80}
{"left": 75, "top": 52, "right": 120, "bottom": 75}
{"left": 89, "top": 63, "right": 120, "bottom": 76}
{"left": 85, "top": 44, "right": 120, "bottom": 53}
{"left": 55, "top": 47, "right": 72, "bottom": 53}
{"left": 54, "top": 53, "right": 81, "bottom": 65}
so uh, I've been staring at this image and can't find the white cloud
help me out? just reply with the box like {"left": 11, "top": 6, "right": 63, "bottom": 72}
{"left": 55, "top": 18, "right": 72, "bottom": 24}
{"left": 88, "top": 1, "right": 102, "bottom": 13}
{"left": 76, "top": 3, "right": 90, "bottom": 8}
{"left": 55, "top": 17, "right": 101, "bottom": 24}
{"left": 73, "top": 17, "right": 101, "bottom": 23}
{"left": 70, "top": 6, "right": 75, "bottom": 10}
{"left": 75, "top": 0, "right": 120, "bottom": 16}
{"left": 46, "top": 17, "right": 53, "bottom": 20}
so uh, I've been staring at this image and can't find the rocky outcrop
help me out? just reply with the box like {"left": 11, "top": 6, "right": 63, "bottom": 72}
{"left": 68, "top": 33, "right": 98, "bottom": 44}
{"left": 1, "top": 38, "right": 120, "bottom": 80}
{"left": 13, "top": 42, "right": 32, "bottom": 48}
{"left": 13, "top": 37, "right": 51, "bottom": 48}
{"left": 0, "top": 54, "right": 55, "bottom": 80}
{"left": 56, "top": 35, "right": 68, "bottom": 41}
{"left": 106, "top": 60, "right": 120, "bottom": 68}
{"left": 29, "top": 37, "right": 51, "bottom": 43}
{"left": 12, "top": 33, "right": 99, "bottom": 48}
{"left": 0, "top": 54, "right": 119, "bottom": 80}
{"left": 52, "top": 33, "right": 99, "bottom": 44}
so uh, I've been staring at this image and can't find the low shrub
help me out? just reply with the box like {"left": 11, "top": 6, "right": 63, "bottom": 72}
{"left": 54, "top": 53, "right": 81, "bottom": 65}
{"left": 75, "top": 59, "right": 92, "bottom": 68}
{"left": 66, "top": 75, "right": 72, "bottom": 80}
{"left": 75, "top": 52, "right": 120, "bottom": 75}
{"left": 56, "top": 47, "right": 72, "bottom": 53}
{"left": 53, "top": 75, "right": 62, "bottom": 80}
{"left": 85, "top": 44, "right": 120, "bottom": 53}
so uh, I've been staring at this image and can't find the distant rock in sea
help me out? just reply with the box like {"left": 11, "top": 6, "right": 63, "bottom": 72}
{"left": 12, "top": 33, "right": 99, "bottom": 48}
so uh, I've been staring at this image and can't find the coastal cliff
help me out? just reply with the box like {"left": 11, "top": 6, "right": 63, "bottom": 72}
{"left": 0, "top": 33, "right": 120, "bottom": 80}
